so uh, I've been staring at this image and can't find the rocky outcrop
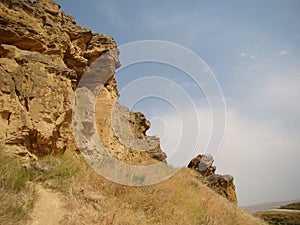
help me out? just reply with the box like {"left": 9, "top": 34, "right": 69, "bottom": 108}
{"left": 188, "top": 154, "right": 216, "bottom": 176}
{"left": 0, "top": 0, "right": 115, "bottom": 157}
{"left": 188, "top": 154, "right": 238, "bottom": 204}
{"left": 205, "top": 174, "right": 237, "bottom": 204}
{"left": 0, "top": 0, "right": 165, "bottom": 164}
{"left": 0, "top": 43, "right": 76, "bottom": 157}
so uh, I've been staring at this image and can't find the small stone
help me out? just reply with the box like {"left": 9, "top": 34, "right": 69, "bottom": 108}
{"left": 32, "top": 162, "right": 51, "bottom": 172}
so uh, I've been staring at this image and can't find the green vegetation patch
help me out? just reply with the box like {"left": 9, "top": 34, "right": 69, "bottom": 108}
{"left": 0, "top": 148, "right": 81, "bottom": 225}
{"left": 0, "top": 153, "right": 36, "bottom": 224}
{"left": 254, "top": 210, "right": 300, "bottom": 225}
{"left": 280, "top": 201, "right": 300, "bottom": 210}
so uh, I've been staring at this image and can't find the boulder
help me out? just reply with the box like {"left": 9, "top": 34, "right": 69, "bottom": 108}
{"left": 188, "top": 154, "right": 216, "bottom": 176}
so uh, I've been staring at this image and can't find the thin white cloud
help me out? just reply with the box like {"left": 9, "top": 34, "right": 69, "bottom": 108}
{"left": 240, "top": 52, "right": 256, "bottom": 59}
{"left": 274, "top": 50, "right": 291, "bottom": 57}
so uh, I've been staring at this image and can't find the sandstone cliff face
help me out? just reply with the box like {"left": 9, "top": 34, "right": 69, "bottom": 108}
{"left": 0, "top": 0, "right": 165, "bottom": 164}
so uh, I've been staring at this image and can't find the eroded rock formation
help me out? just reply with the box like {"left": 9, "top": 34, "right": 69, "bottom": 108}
{"left": 188, "top": 154, "right": 238, "bottom": 204}
{"left": 188, "top": 154, "right": 216, "bottom": 176}
{"left": 0, "top": 0, "right": 165, "bottom": 164}
{"left": 0, "top": 0, "right": 237, "bottom": 202}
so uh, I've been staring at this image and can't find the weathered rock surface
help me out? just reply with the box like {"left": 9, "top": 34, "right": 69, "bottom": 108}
{"left": 188, "top": 154, "right": 216, "bottom": 176}
{"left": 205, "top": 174, "right": 237, "bottom": 204}
{"left": 0, "top": 0, "right": 166, "bottom": 164}
{"left": 0, "top": 43, "right": 76, "bottom": 156}
{"left": 188, "top": 154, "right": 238, "bottom": 204}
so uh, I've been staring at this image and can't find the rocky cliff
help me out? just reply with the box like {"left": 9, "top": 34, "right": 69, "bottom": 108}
{"left": 0, "top": 0, "right": 165, "bottom": 164}
{"left": 0, "top": 0, "right": 237, "bottom": 205}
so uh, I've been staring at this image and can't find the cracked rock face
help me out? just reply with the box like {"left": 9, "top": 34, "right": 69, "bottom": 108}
{"left": 0, "top": 44, "right": 75, "bottom": 156}
{"left": 0, "top": 0, "right": 116, "bottom": 157}
{"left": 0, "top": 0, "right": 166, "bottom": 164}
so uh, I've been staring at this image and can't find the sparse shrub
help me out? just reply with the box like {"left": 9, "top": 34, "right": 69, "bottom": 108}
{"left": 0, "top": 148, "right": 82, "bottom": 224}
{"left": 0, "top": 153, "right": 36, "bottom": 224}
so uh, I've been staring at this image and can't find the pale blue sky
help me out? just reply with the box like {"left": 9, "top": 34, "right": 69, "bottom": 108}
{"left": 56, "top": 0, "right": 300, "bottom": 206}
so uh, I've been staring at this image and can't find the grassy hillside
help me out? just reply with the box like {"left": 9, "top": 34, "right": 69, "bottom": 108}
{"left": 0, "top": 149, "right": 266, "bottom": 225}
{"left": 280, "top": 202, "right": 300, "bottom": 210}
{"left": 254, "top": 210, "right": 300, "bottom": 225}
{"left": 254, "top": 201, "right": 300, "bottom": 225}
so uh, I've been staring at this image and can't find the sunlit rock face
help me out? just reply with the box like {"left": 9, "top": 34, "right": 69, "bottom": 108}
{"left": 0, "top": 0, "right": 165, "bottom": 165}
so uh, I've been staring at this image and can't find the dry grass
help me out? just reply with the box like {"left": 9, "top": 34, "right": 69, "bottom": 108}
{"left": 254, "top": 210, "right": 300, "bottom": 225}
{"left": 0, "top": 148, "right": 80, "bottom": 225}
{"left": 0, "top": 152, "right": 36, "bottom": 225}
{"left": 1, "top": 149, "right": 267, "bottom": 225}
{"left": 53, "top": 152, "right": 266, "bottom": 225}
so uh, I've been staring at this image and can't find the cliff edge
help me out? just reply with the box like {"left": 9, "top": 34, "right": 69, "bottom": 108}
{"left": 0, "top": 0, "right": 165, "bottom": 164}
